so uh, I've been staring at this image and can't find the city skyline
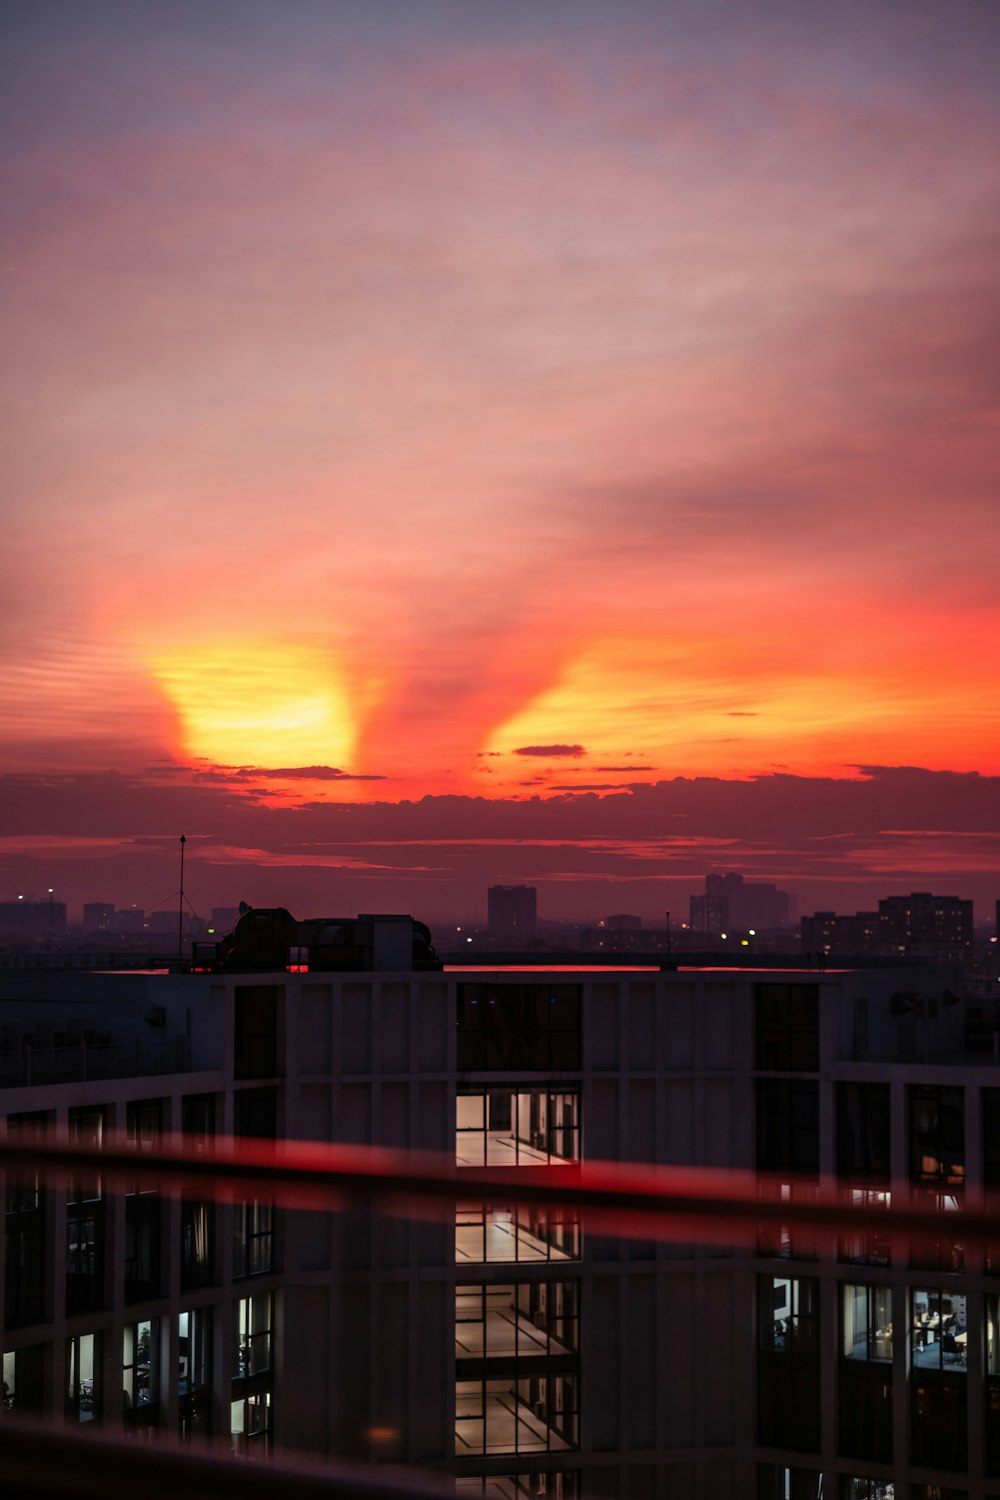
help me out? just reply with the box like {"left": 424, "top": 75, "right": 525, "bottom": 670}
{"left": 2, "top": 1, "right": 999, "bottom": 916}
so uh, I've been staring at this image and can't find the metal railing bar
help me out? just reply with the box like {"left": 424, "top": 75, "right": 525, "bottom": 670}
{"left": 0, "top": 1417, "right": 452, "bottom": 1500}
{"left": 0, "top": 1135, "right": 994, "bottom": 1241}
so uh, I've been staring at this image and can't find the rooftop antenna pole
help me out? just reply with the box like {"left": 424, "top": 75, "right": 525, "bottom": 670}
{"left": 178, "top": 835, "right": 186, "bottom": 963}
{"left": 665, "top": 909, "right": 672, "bottom": 963}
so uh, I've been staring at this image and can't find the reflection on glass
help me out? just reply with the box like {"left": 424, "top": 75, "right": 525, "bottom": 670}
{"left": 456, "top": 1204, "right": 579, "bottom": 1264}
{"left": 839, "top": 1188, "right": 891, "bottom": 1266}
{"left": 456, "top": 1375, "right": 578, "bottom": 1456}
{"left": 456, "top": 1284, "right": 579, "bottom": 1360}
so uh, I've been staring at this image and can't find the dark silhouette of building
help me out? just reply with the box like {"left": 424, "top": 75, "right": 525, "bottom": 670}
{"left": 82, "top": 902, "right": 115, "bottom": 933}
{"left": 0, "top": 899, "right": 66, "bottom": 940}
{"left": 803, "top": 894, "right": 974, "bottom": 965}
{"left": 878, "top": 891, "right": 973, "bottom": 962}
{"left": 801, "top": 910, "right": 880, "bottom": 959}
{"left": 689, "top": 873, "right": 792, "bottom": 936}
{"left": 487, "top": 885, "right": 537, "bottom": 939}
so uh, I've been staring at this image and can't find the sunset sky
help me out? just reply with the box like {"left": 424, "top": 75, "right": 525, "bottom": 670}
{"left": 2, "top": 0, "right": 999, "bottom": 921}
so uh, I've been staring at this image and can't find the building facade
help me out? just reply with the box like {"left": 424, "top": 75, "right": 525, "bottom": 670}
{"left": 1, "top": 941, "right": 998, "bottom": 1498}
{"left": 878, "top": 893, "right": 974, "bottom": 964}
{"left": 689, "top": 876, "right": 792, "bottom": 939}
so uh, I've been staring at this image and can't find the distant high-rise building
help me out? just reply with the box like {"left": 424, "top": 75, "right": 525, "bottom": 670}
{"left": 111, "top": 907, "right": 145, "bottom": 934}
{"left": 878, "top": 891, "right": 973, "bottom": 962}
{"left": 805, "top": 893, "right": 975, "bottom": 964}
{"left": 487, "top": 884, "right": 537, "bottom": 939}
{"left": 689, "top": 873, "right": 791, "bottom": 936}
{"left": 147, "top": 910, "right": 179, "bottom": 935}
{"left": 801, "top": 909, "right": 880, "bottom": 958}
{"left": 82, "top": 901, "right": 115, "bottom": 932}
{"left": 0, "top": 899, "right": 66, "bottom": 939}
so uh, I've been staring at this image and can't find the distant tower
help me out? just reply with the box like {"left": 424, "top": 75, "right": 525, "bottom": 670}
{"left": 83, "top": 901, "right": 115, "bottom": 933}
{"left": 487, "top": 885, "right": 538, "bottom": 940}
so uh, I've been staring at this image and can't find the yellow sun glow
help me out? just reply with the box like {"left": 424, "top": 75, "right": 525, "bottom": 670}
{"left": 152, "top": 641, "right": 355, "bottom": 769}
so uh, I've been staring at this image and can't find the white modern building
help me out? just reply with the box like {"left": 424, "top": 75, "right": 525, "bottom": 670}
{"left": 1, "top": 912, "right": 997, "bottom": 1499}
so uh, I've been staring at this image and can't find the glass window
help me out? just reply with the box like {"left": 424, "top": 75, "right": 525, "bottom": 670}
{"left": 911, "top": 1372, "right": 967, "bottom": 1471}
{"left": 236, "top": 1292, "right": 272, "bottom": 1377}
{"left": 837, "top": 1083, "right": 890, "bottom": 1182}
{"left": 234, "top": 1086, "right": 277, "bottom": 1139}
{"left": 984, "top": 1090, "right": 1000, "bottom": 1188}
{"left": 180, "top": 1093, "right": 217, "bottom": 1295}
{"left": 5, "top": 1111, "right": 48, "bottom": 1328}
{"left": 839, "top": 1187, "right": 891, "bottom": 1267}
{"left": 755, "top": 984, "right": 819, "bottom": 1071}
{"left": 234, "top": 1088, "right": 276, "bottom": 1277}
{"left": 456, "top": 1203, "right": 579, "bottom": 1265}
{"left": 457, "top": 985, "right": 581, "bottom": 1071}
{"left": 66, "top": 1106, "right": 106, "bottom": 1316}
{"left": 757, "top": 1179, "right": 818, "bottom": 1261}
{"left": 839, "top": 1482, "right": 895, "bottom": 1500}
{"left": 839, "top": 1286, "right": 893, "bottom": 1462}
{"left": 123, "top": 1318, "right": 158, "bottom": 1427}
{"left": 455, "top": 1278, "right": 579, "bottom": 1458}
{"left": 66, "top": 1332, "right": 99, "bottom": 1422}
{"left": 231, "top": 1390, "right": 271, "bottom": 1456}
{"left": 757, "top": 1468, "right": 823, "bottom": 1500}
{"left": 912, "top": 1289, "right": 966, "bottom": 1372}
{"left": 234, "top": 1200, "right": 274, "bottom": 1278}
{"left": 909, "top": 1188, "right": 964, "bottom": 1273}
{"left": 125, "top": 1100, "right": 163, "bottom": 1303}
{"left": 457, "top": 1089, "right": 579, "bottom": 1168}
{"left": 456, "top": 1283, "right": 579, "bottom": 1363}
{"left": 842, "top": 1284, "right": 892, "bottom": 1361}
{"left": 909, "top": 1086, "right": 964, "bottom": 1188}
{"left": 3, "top": 1345, "right": 44, "bottom": 1414}
{"left": 984, "top": 1294, "right": 1000, "bottom": 1474}
{"left": 178, "top": 1308, "right": 212, "bottom": 1440}
{"left": 757, "top": 1081, "right": 819, "bottom": 1176}
{"left": 760, "top": 1276, "right": 820, "bottom": 1355}
{"left": 757, "top": 1276, "right": 821, "bottom": 1453}
{"left": 181, "top": 1200, "right": 214, "bottom": 1289}
{"left": 456, "top": 1375, "right": 578, "bottom": 1456}
{"left": 234, "top": 985, "right": 280, "bottom": 1079}
{"left": 988, "top": 1295, "right": 1000, "bottom": 1377}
